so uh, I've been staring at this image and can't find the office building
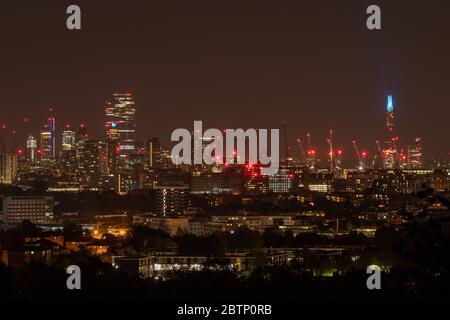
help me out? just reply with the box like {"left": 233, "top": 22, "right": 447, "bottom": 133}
{"left": 407, "top": 137, "right": 423, "bottom": 169}
{"left": 26, "top": 135, "right": 37, "bottom": 163}
{"left": 3, "top": 196, "right": 54, "bottom": 225}
{"left": 155, "top": 185, "right": 189, "bottom": 216}
{"left": 62, "top": 126, "right": 76, "bottom": 151}
{"left": 146, "top": 137, "right": 163, "bottom": 169}
{"left": 105, "top": 93, "right": 136, "bottom": 163}
{"left": 0, "top": 152, "right": 17, "bottom": 184}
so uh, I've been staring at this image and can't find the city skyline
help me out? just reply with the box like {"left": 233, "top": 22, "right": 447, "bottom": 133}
{"left": 0, "top": 93, "right": 438, "bottom": 163}
{"left": 1, "top": 1, "right": 450, "bottom": 305}
{"left": 0, "top": 0, "right": 449, "bottom": 157}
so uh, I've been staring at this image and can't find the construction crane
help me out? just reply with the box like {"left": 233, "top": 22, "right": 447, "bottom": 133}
{"left": 328, "top": 129, "right": 334, "bottom": 172}
{"left": 352, "top": 140, "right": 367, "bottom": 170}
{"left": 306, "top": 132, "right": 316, "bottom": 169}
{"left": 335, "top": 148, "right": 343, "bottom": 171}
{"left": 361, "top": 150, "right": 368, "bottom": 167}
{"left": 372, "top": 140, "right": 384, "bottom": 169}
{"left": 306, "top": 132, "right": 312, "bottom": 151}
{"left": 296, "top": 138, "right": 306, "bottom": 160}
{"left": 391, "top": 136, "right": 402, "bottom": 164}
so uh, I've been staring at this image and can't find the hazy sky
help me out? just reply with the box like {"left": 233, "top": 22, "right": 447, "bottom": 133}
{"left": 1, "top": 0, "right": 449, "bottom": 157}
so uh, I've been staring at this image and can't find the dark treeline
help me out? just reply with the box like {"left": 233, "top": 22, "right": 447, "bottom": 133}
{"left": 0, "top": 217, "right": 448, "bottom": 299}
{"left": 127, "top": 225, "right": 370, "bottom": 257}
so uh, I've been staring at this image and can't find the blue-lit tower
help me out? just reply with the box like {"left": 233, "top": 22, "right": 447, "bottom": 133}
{"left": 386, "top": 95, "right": 394, "bottom": 135}
{"left": 49, "top": 116, "right": 56, "bottom": 160}
{"left": 383, "top": 95, "right": 397, "bottom": 169}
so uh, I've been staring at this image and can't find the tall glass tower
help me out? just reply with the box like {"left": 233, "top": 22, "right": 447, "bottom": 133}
{"left": 105, "top": 93, "right": 136, "bottom": 163}
{"left": 26, "top": 135, "right": 37, "bottom": 163}
{"left": 40, "top": 124, "right": 51, "bottom": 162}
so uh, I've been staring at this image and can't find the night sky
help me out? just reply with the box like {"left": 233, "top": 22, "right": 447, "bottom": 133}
{"left": 1, "top": 0, "right": 449, "bottom": 157}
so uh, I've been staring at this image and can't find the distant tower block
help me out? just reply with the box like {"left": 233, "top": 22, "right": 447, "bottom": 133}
{"left": 407, "top": 137, "right": 423, "bottom": 169}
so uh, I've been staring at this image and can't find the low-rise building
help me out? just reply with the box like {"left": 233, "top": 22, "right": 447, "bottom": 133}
{"left": 112, "top": 256, "right": 153, "bottom": 278}
{"left": 2, "top": 196, "right": 54, "bottom": 225}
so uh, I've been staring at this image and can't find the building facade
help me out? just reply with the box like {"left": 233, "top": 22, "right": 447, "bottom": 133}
{"left": 0, "top": 153, "right": 18, "bottom": 184}
{"left": 2, "top": 196, "right": 54, "bottom": 225}
{"left": 105, "top": 93, "right": 136, "bottom": 165}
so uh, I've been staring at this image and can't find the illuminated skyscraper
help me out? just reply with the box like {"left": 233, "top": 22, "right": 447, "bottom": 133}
{"left": 191, "top": 134, "right": 215, "bottom": 171}
{"left": 26, "top": 135, "right": 37, "bottom": 163}
{"left": 62, "top": 125, "right": 76, "bottom": 151}
{"left": 79, "top": 140, "right": 103, "bottom": 188}
{"left": 407, "top": 138, "right": 423, "bottom": 169}
{"left": 105, "top": 93, "right": 136, "bottom": 163}
{"left": 146, "top": 137, "right": 162, "bottom": 169}
{"left": 383, "top": 95, "right": 397, "bottom": 169}
{"left": 77, "top": 124, "right": 88, "bottom": 142}
{"left": 49, "top": 117, "right": 56, "bottom": 160}
{"left": 60, "top": 126, "right": 77, "bottom": 174}
{"left": 105, "top": 138, "right": 118, "bottom": 175}
{"left": 386, "top": 95, "right": 394, "bottom": 133}
{"left": 39, "top": 117, "right": 56, "bottom": 162}
{"left": 40, "top": 124, "right": 51, "bottom": 162}
{"left": 76, "top": 124, "right": 89, "bottom": 174}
